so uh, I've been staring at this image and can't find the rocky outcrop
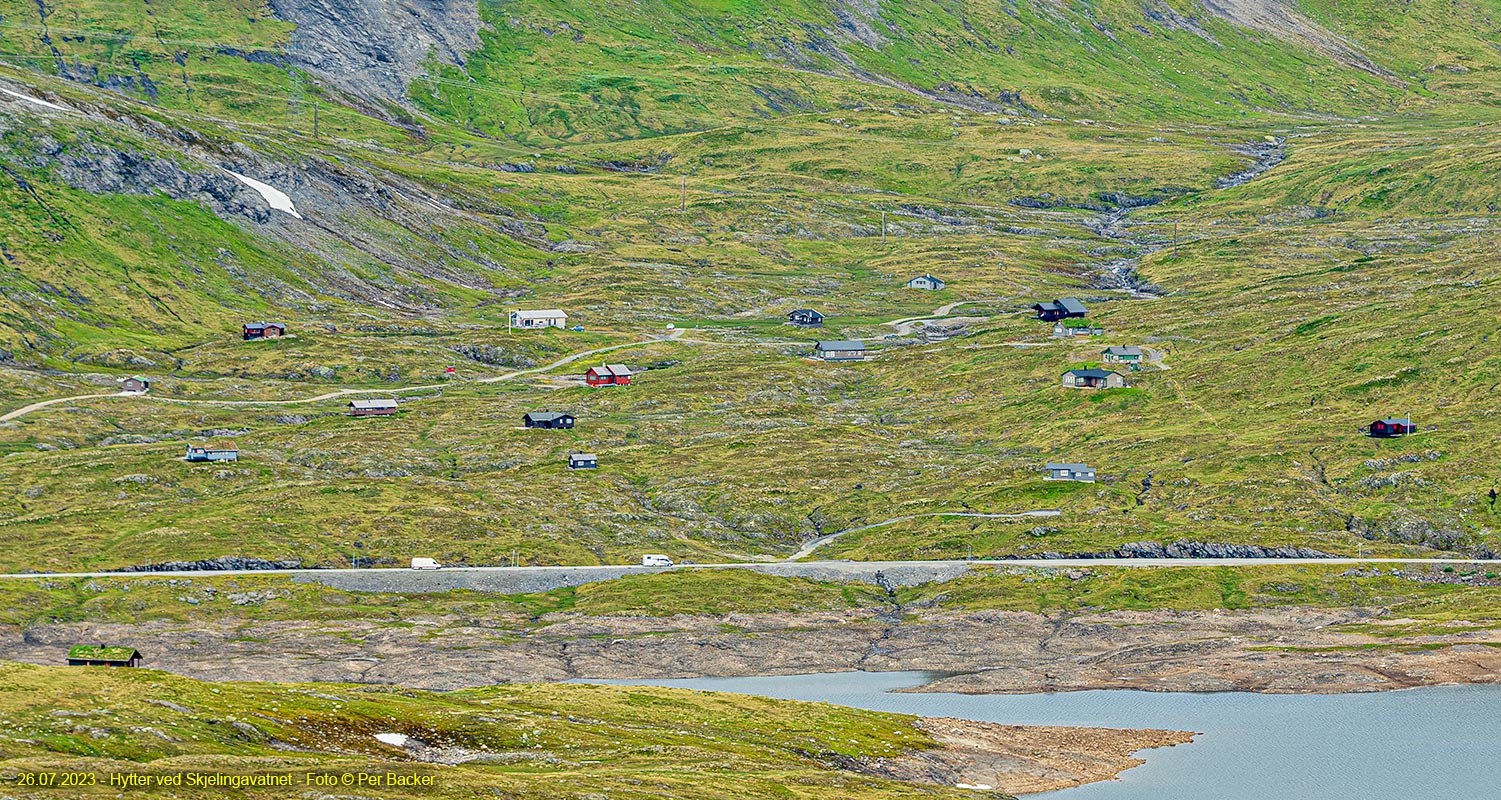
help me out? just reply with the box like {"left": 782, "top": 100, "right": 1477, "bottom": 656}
{"left": 265, "top": 0, "right": 484, "bottom": 105}
{"left": 119, "top": 557, "right": 311, "bottom": 572}
{"left": 1019, "top": 541, "right": 1334, "bottom": 560}
{"left": 1197, "top": 0, "right": 1396, "bottom": 80}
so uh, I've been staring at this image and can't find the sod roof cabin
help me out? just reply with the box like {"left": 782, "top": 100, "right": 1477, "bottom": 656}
{"left": 67, "top": 645, "right": 142, "bottom": 667}
{"left": 1053, "top": 321, "right": 1104, "bottom": 337}
{"left": 1033, "top": 298, "right": 1088, "bottom": 321}
{"left": 1369, "top": 417, "right": 1418, "bottom": 438}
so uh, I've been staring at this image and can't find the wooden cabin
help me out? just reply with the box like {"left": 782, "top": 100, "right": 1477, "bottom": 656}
{"left": 1062, "top": 368, "right": 1128, "bottom": 389}
{"left": 185, "top": 441, "right": 239, "bottom": 462}
{"left": 1102, "top": 346, "right": 1143, "bottom": 365}
{"left": 1053, "top": 322, "right": 1104, "bottom": 338}
{"left": 814, "top": 340, "right": 867, "bottom": 361}
{"left": 120, "top": 375, "right": 150, "bottom": 394}
{"left": 1369, "top": 418, "right": 1418, "bottom": 438}
{"left": 568, "top": 453, "right": 598, "bottom": 470}
{"left": 510, "top": 309, "right": 568, "bottom": 329}
{"left": 906, "top": 274, "right": 946, "bottom": 291}
{"left": 585, "top": 364, "right": 633, "bottom": 387}
{"left": 242, "top": 322, "right": 286, "bottom": 340}
{"left": 349, "top": 399, "right": 398, "bottom": 417}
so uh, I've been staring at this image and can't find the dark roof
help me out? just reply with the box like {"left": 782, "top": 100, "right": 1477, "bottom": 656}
{"left": 526, "top": 411, "right": 572, "bottom": 421}
{"left": 1378, "top": 417, "right": 1414, "bottom": 425}
{"left": 910, "top": 274, "right": 944, "bottom": 283}
{"left": 1058, "top": 298, "right": 1088, "bottom": 314}
{"left": 1103, "top": 346, "right": 1142, "bottom": 356}
{"left": 790, "top": 308, "right": 823, "bottom": 317}
{"left": 244, "top": 322, "right": 284, "bottom": 329}
{"left": 1066, "top": 368, "right": 1118, "bottom": 379}
{"left": 68, "top": 645, "right": 139, "bottom": 662}
{"left": 1046, "top": 463, "right": 1091, "bottom": 471}
{"left": 816, "top": 340, "right": 866, "bottom": 351}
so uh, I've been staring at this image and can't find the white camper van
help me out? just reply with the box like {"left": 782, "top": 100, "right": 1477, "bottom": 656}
{"left": 641, "top": 554, "right": 674, "bottom": 567}
{"left": 410, "top": 557, "right": 442, "bottom": 570}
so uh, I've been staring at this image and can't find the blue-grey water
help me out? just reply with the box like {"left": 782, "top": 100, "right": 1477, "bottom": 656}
{"left": 583, "top": 672, "right": 1501, "bottom": 798}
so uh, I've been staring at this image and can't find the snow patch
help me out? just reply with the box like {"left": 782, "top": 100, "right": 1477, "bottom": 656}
{"left": 374, "top": 732, "right": 408, "bottom": 747}
{"left": 955, "top": 783, "right": 994, "bottom": 791}
{"left": 224, "top": 169, "right": 304, "bottom": 219}
{"left": 0, "top": 87, "right": 69, "bottom": 112}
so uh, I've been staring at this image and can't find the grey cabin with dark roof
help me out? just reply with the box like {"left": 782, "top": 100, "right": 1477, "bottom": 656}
{"left": 1045, "top": 463, "right": 1096, "bottom": 482}
{"left": 349, "top": 399, "right": 398, "bottom": 416}
{"left": 814, "top": 340, "right": 867, "bottom": 361}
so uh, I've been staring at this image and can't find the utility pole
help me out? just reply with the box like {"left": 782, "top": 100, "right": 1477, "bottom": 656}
{"left": 1173, "top": 219, "right": 1179, "bottom": 258}
{"left": 313, "top": 101, "right": 319, "bottom": 138}
{"left": 881, "top": 211, "right": 887, "bottom": 244}
{"left": 680, "top": 175, "right": 686, "bottom": 212}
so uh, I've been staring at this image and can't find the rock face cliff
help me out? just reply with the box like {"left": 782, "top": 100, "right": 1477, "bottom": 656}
{"left": 266, "top": 0, "right": 484, "bottom": 103}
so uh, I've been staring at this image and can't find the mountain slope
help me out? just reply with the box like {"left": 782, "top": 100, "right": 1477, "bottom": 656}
{"left": 0, "top": 0, "right": 1499, "bottom": 567}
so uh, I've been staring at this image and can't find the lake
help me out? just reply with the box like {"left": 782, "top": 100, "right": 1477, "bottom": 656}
{"left": 583, "top": 672, "right": 1501, "bottom": 798}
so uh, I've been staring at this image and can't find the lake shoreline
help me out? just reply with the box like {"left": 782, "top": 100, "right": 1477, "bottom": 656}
{"left": 880, "top": 716, "right": 1195, "bottom": 796}
{"left": 596, "top": 673, "right": 1501, "bottom": 800}
{"left": 12, "top": 604, "right": 1498, "bottom": 696}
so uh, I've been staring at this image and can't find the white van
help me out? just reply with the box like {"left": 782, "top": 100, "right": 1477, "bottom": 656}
{"left": 641, "top": 554, "right": 674, "bottom": 567}
{"left": 410, "top": 557, "right": 442, "bottom": 570}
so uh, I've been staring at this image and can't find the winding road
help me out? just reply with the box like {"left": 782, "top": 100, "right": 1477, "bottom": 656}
{"left": 0, "top": 329, "right": 685, "bottom": 422}
{"left": 1, "top": 292, "right": 1039, "bottom": 423}
{"left": 0, "top": 556, "right": 1497, "bottom": 585}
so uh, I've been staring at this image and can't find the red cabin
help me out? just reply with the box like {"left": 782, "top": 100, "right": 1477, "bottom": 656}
{"left": 243, "top": 322, "right": 286, "bottom": 340}
{"left": 1369, "top": 418, "right": 1417, "bottom": 438}
{"left": 585, "top": 364, "right": 633, "bottom": 387}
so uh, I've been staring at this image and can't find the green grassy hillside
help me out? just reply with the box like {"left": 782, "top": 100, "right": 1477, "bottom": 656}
{"left": 0, "top": 660, "right": 988, "bottom": 799}
{"left": 0, "top": 0, "right": 1499, "bottom": 569}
